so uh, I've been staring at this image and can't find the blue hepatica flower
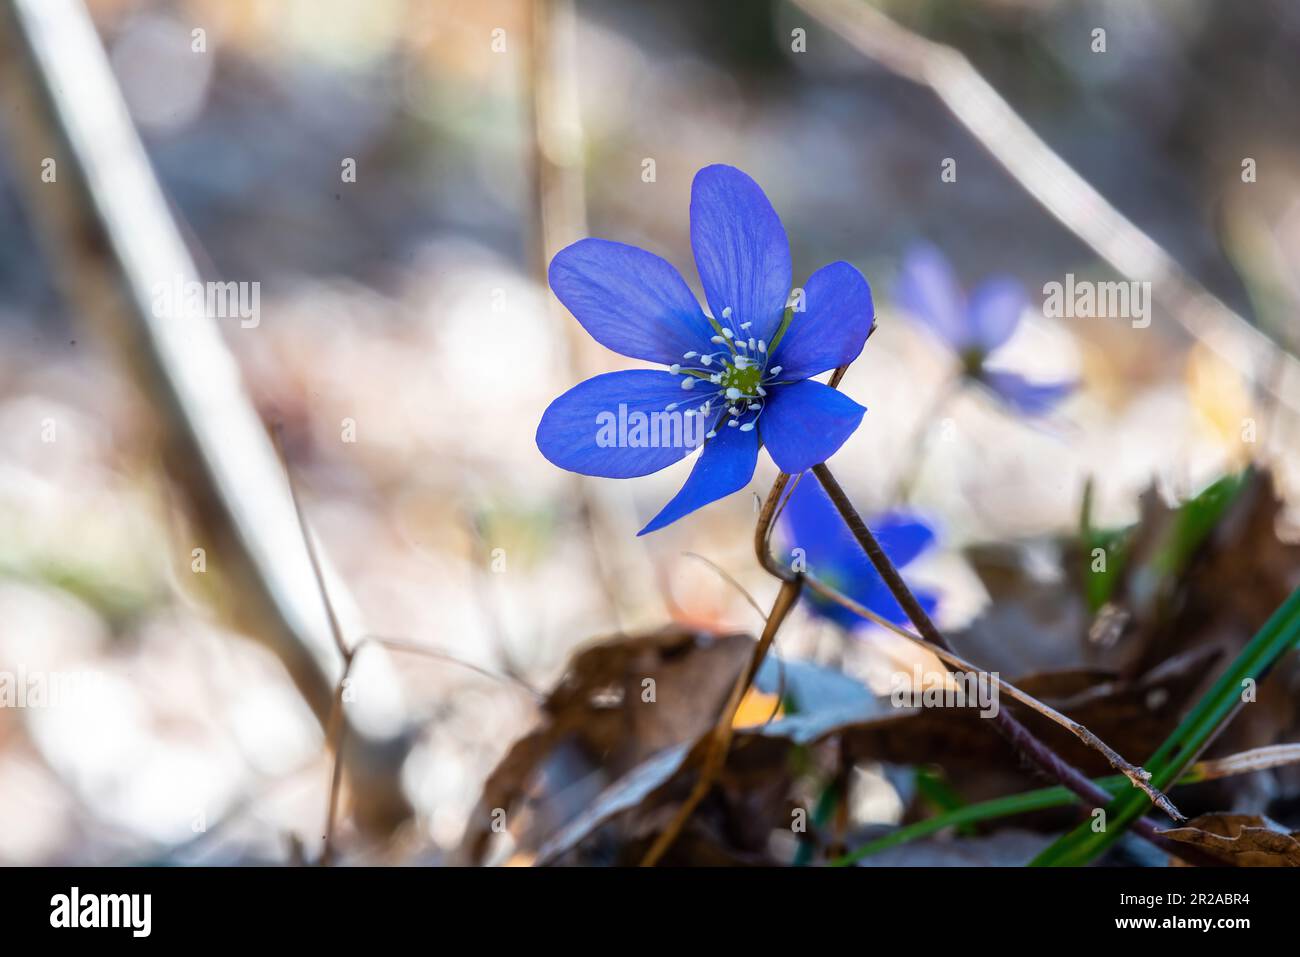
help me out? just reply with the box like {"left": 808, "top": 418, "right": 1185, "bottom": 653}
{"left": 536, "top": 165, "right": 874, "bottom": 534}
{"left": 896, "top": 242, "right": 1074, "bottom": 416}
{"left": 781, "top": 474, "right": 938, "bottom": 630}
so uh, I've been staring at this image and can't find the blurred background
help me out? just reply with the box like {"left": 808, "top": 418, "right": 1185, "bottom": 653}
{"left": 1, "top": 0, "right": 1298, "bottom": 865}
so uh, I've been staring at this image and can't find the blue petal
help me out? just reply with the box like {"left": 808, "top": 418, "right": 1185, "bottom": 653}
{"left": 537, "top": 370, "right": 701, "bottom": 478}
{"left": 967, "top": 277, "right": 1027, "bottom": 353}
{"left": 638, "top": 422, "right": 759, "bottom": 534}
{"left": 759, "top": 380, "right": 865, "bottom": 474}
{"left": 982, "top": 370, "right": 1076, "bottom": 417}
{"left": 865, "top": 511, "right": 937, "bottom": 569}
{"left": 780, "top": 478, "right": 938, "bottom": 629}
{"left": 689, "top": 165, "right": 791, "bottom": 345}
{"left": 780, "top": 472, "right": 866, "bottom": 574}
{"left": 840, "top": 578, "right": 939, "bottom": 628}
{"left": 549, "top": 239, "right": 715, "bottom": 365}
{"left": 895, "top": 242, "right": 970, "bottom": 351}
{"left": 768, "top": 261, "right": 875, "bottom": 380}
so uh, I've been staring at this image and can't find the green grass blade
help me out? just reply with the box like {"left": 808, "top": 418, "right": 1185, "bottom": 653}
{"left": 1031, "top": 585, "right": 1300, "bottom": 867}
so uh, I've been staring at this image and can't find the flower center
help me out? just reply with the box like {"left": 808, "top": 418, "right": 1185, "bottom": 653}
{"left": 720, "top": 359, "right": 762, "bottom": 397}
{"left": 661, "top": 305, "right": 786, "bottom": 440}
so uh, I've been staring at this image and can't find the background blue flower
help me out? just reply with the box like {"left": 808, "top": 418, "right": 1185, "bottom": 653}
{"left": 895, "top": 242, "right": 1075, "bottom": 416}
{"left": 780, "top": 473, "right": 939, "bottom": 630}
{"left": 537, "top": 165, "right": 875, "bottom": 534}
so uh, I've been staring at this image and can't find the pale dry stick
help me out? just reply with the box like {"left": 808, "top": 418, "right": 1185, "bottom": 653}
{"left": 811, "top": 461, "right": 1183, "bottom": 821}
{"left": 639, "top": 578, "right": 803, "bottom": 867}
{"left": 0, "top": 0, "right": 414, "bottom": 806}
{"left": 1190, "top": 743, "right": 1300, "bottom": 783}
{"left": 792, "top": 0, "right": 1300, "bottom": 419}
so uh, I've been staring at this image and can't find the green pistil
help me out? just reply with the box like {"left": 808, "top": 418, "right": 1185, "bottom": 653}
{"left": 721, "top": 361, "right": 762, "bottom": 395}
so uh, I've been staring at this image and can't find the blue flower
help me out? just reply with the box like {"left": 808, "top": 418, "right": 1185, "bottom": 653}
{"left": 781, "top": 474, "right": 938, "bottom": 630}
{"left": 536, "top": 165, "right": 875, "bottom": 534}
{"left": 895, "top": 242, "right": 1074, "bottom": 416}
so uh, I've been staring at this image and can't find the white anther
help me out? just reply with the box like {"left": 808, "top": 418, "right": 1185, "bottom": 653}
{"left": 769, "top": 365, "right": 782, "bottom": 375}
{"left": 722, "top": 328, "right": 734, "bottom": 340}
{"left": 683, "top": 351, "right": 697, "bottom": 359}
{"left": 748, "top": 338, "right": 756, "bottom": 350}
{"left": 681, "top": 378, "right": 696, "bottom": 390}
{"left": 722, "top": 306, "right": 733, "bottom": 319}
{"left": 666, "top": 402, "right": 678, "bottom": 411}
{"left": 701, "top": 355, "right": 713, "bottom": 366}
{"left": 756, "top": 386, "right": 767, "bottom": 397}
{"left": 710, "top": 373, "right": 722, "bottom": 384}
{"left": 727, "top": 419, "right": 739, "bottom": 427}
{"left": 706, "top": 430, "right": 717, "bottom": 439}
{"left": 725, "top": 387, "right": 742, "bottom": 400}
{"left": 711, "top": 336, "right": 725, "bottom": 345}
{"left": 758, "top": 340, "right": 767, "bottom": 353}
{"left": 684, "top": 409, "right": 696, "bottom": 416}
{"left": 669, "top": 363, "right": 681, "bottom": 374}
{"left": 739, "top": 422, "right": 755, "bottom": 432}
{"left": 733, "top": 356, "right": 749, "bottom": 370}
{"left": 740, "top": 322, "right": 752, "bottom": 330}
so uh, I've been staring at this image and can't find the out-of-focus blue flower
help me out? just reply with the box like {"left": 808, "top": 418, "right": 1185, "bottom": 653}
{"left": 895, "top": 242, "right": 1074, "bottom": 416}
{"left": 781, "top": 473, "right": 938, "bottom": 629}
{"left": 537, "top": 165, "right": 875, "bottom": 534}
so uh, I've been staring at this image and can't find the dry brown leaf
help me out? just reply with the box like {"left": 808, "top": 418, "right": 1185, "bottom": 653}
{"left": 1160, "top": 814, "right": 1300, "bottom": 866}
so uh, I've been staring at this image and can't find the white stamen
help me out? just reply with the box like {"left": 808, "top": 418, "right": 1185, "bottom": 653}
{"left": 706, "top": 430, "right": 717, "bottom": 439}
{"left": 710, "top": 373, "right": 722, "bottom": 384}
{"left": 769, "top": 365, "right": 782, "bottom": 375}
{"left": 725, "top": 387, "right": 742, "bottom": 400}
{"left": 758, "top": 340, "right": 767, "bottom": 353}
{"left": 711, "top": 336, "right": 725, "bottom": 345}
{"left": 756, "top": 386, "right": 767, "bottom": 397}
{"left": 681, "top": 378, "right": 696, "bottom": 390}
{"left": 727, "top": 419, "right": 739, "bottom": 427}
{"left": 739, "top": 422, "right": 755, "bottom": 432}
{"left": 684, "top": 409, "right": 696, "bottom": 416}
{"left": 701, "top": 355, "right": 713, "bottom": 366}
{"left": 722, "top": 328, "right": 734, "bottom": 340}
{"left": 748, "top": 338, "right": 756, "bottom": 351}
{"left": 683, "top": 351, "right": 697, "bottom": 359}
{"left": 669, "top": 363, "right": 681, "bottom": 374}
{"left": 666, "top": 402, "right": 678, "bottom": 411}
{"left": 733, "top": 356, "right": 749, "bottom": 370}
{"left": 740, "top": 322, "right": 752, "bottom": 330}
{"left": 721, "top": 306, "right": 733, "bottom": 319}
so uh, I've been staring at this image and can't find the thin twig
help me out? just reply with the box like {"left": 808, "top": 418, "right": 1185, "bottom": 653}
{"left": 682, "top": 552, "right": 768, "bottom": 621}
{"left": 811, "top": 462, "right": 1183, "bottom": 822}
